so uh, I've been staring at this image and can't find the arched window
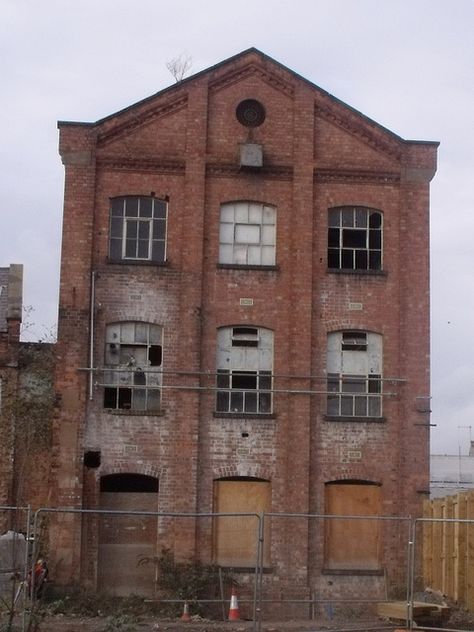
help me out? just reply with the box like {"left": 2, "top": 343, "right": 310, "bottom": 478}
{"left": 328, "top": 206, "right": 382, "bottom": 271}
{"left": 219, "top": 202, "right": 276, "bottom": 266}
{"left": 103, "top": 322, "right": 162, "bottom": 411}
{"left": 216, "top": 326, "right": 273, "bottom": 414}
{"left": 327, "top": 331, "right": 383, "bottom": 418}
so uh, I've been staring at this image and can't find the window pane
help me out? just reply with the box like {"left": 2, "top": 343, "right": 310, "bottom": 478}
{"left": 125, "top": 198, "right": 139, "bottom": 217}
{"left": 369, "top": 230, "right": 381, "bottom": 249}
{"left": 219, "top": 244, "right": 233, "bottom": 263}
{"left": 247, "top": 246, "right": 262, "bottom": 265}
{"left": 249, "top": 204, "right": 262, "bottom": 223}
{"left": 234, "top": 203, "right": 248, "bottom": 223}
{"left": 369, "top": 212, "right": 382, "bottom": 228}
{"left": 148, "top": 345, "right": 162, "bottom": 366}
{"left": 139, "top": 197, "right": 153, "bottom": 218}
{"left": 105, "top": 344, "right": 120, "bottom": 365}
{"left": 135, "top": 323, "right": 148, "bottom": 343}
{"left": 328, "top": 209, "right": 340, "bottom": 227}
{"left": 111, "top": 198, "right": 124, "bottom": 217}
{"left": 110, "top": 238, "right": 122, "bottom": 260}
{"left": 262, "top": 224, "right": 275, "bottom": 246}
{"left": 138, "top": 220, "right": 150, "bottom": 240}
{"left": 220, "top": 204, "right": 234, "bottom": 222}
{"left": 233, "top": 372, "right": 257, "bottom": 390}
{"left": 132, "top": 388, "right": 146, "bottom": 410}
{"left": 235, "top": 224, "right": 260, "bottom": 244}
{"left": 355, "top": 397, "right": 368, "bottom": 416}
{"left": 137, "top": 239, "right": 149, "bottom": 259}
{"left": 104, "top": 388, "right": 117, "bottom": 408}
{"left": 259, "top": 392, "right": 271, "bottom": 413}
{"left": 120, "top": 323, "right": 135, "bottom": 343}
{"left": 342, "top": 208, "right": 354, "bottom": 227}
{"left": 233, "top": 246, "right": 248, "bottom": 264}
{"left": 216, "top": 390, "right": 229, "bottom": 412}
{"left": 153, "top": 199, "right": 167, "bottom": 219}
{"left": 327, "top": 249, "right": 340, "bottom": 269}
{"left": 153, "top": 219, "right": 166, "bottom": 240}
{"left": 369, "top": 397, "right": 381, "bottom": 417}
{"left": 245, "top": 391, "right": 257, "bottom": 412}
{"left": 230, "top": 391, "right": 243, "bottom": 412}
{"left": 327, "top": 395, "right": 339, "bottom": 415}
{"left": 217, "top": 371, "right": 230, "bottom": 388}
{"left": 147, "top": 389, "right": 161, "bottom": 410}
{"left": 149, "top": 325, "right": 162, "bottom": 344}
{"left": 118, "top": 388, "right": 132, "bottom": 409}
{"left": 343, "top": 229, "right": 366, "bottom": 248}
{"left": 355, "top": 208, "right": 368, "bottom": 228}
{"left": 341, "top": 396, "right": 353, "bottom": 416}
{"left": 219, "top": 223, "right": 234, "bottom": 244}
{"left": 125, "top": 239, "right": 137, "bottom": 258}
{"left": 261, "top": 246, "right": 275, "bottom": 266}
{"left": 110, "top": 216, "right": 123, "bottom": 238}
{"left": 369, "top": 251, "right": 381, "bottom": 270}
{"left": 126, "top": 220, "right": 138, "bottom": 239}
{"left": 355, "top": 249, "right": 368, "bottom": 270}
{"left": 133, "top": 369, "right": 146, "bottom": 385}
{"left": 341, "top": 249, "right": 353, "bottom": 269}
{"left": 328, "top": 228, "right": 339, "bottom": 248}
{"left": 151, "top": 240, "right": 165, "bottom": 262}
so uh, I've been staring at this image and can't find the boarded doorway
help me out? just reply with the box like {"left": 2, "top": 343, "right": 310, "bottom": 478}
{"left": 213, "top": 478, "right": 271, "bottom": 567}
{"left": 98, "top": 473, "right": 158, "bottom": 596}
{"left": 325, "top": 480, "right": 381, "bottom": 571}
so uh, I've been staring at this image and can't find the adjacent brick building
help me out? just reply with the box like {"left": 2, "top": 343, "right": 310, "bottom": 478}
{"left": 52, "top": 49, "right": 438, "bottom": 604}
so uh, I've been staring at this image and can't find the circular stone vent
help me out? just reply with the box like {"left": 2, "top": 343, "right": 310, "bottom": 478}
{"left": 236, "top": 99, "right": 266, "bottom": 127}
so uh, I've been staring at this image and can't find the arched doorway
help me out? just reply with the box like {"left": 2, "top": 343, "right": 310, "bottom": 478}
{"left": 98, "top": 473, "right": 158, "bottom": 596}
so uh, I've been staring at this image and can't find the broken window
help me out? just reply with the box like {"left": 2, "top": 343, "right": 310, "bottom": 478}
{"left": 216, "top": 326, "right": 273, "bottom": 414}
{"left": 103, "top": 322, "right": 162, "bottom": 411}
{"left": 219, "top": 202, "right": 276, "bottom": 266}
{"left": 327, "top": 331, "right": 382, "bottom": 418}
{"left": 109, "top": 196, "right": 167, "bottom": 263}
{"left": 328, "top": 207, "right": 382, "bottom": 271}
{"left": 325, "top": 480, "right": 381, "bottom": 571}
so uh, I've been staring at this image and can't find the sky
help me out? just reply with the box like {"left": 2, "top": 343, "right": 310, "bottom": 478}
{"left": 1, "top": 0, "right": 473, "bottom": 454}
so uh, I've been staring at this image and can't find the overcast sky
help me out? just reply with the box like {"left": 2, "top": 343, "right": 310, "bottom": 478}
{"left": 1, "top": 0, "right": 473, "bottom": 454}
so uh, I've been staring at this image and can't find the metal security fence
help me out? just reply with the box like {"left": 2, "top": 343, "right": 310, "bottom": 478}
{"left": 1, "top": 507, "right": 473, "bottom": 632}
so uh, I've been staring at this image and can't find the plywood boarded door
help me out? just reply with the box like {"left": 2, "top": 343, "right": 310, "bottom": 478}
{"left": 98, "top": 474, "right": 158, "bottom": 596}
{"left": 325, "top": 481, "right": 381, "bottom": 570}
{"left": 214, "top": 479, "right": 270, "bottom": 567}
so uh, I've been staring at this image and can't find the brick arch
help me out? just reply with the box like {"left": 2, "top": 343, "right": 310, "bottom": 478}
{"left": 213, "top": 464, "right": 272, "bottom": 481}
{"left": 323, "top": 468, "right": 383, "bottom": 487}
{"left": 100, "top": 463, "right": 165, "bottom": 481}
{"left": 324, "top": 321, "right": 382, "bottom": 335}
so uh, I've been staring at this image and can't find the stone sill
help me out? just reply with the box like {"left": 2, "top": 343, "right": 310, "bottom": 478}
{"left": 324, "top": 415, "right": 386, "bottom": 423}
{"left": 107, "top": 258, "right": 169, "bottom": 267}
{"left": 321, "top": 568, "right": 384, "bottom": 576}
{"left": 327, "top": 268, "right": 387, "bottom": 277}
{"left": 104, "top": 408, "right": 166, "bottom": 417}
{"left": 213, "top": 412, "right": 276, "bottom": 420}
{"left": 217, "top": 263, "right": 279, "bottom": 272}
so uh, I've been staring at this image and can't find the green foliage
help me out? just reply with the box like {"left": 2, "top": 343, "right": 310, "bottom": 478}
{"left": 139, "top": 547, "right": 235, "bottom": 614}
{"left": 100, "top": 614, "right": 139, "bottom": 632}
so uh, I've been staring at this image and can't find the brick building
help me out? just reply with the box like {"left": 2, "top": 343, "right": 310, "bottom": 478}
{"left": 52, "top": 49, "right": 438, "bottom": 603}
{"left": 0, "top": 264, "right": 23, "bottom": 519}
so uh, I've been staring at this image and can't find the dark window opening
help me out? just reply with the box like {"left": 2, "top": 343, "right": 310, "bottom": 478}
{"left": 100, "top": 473, "right": 159, "bottom": 493}
{"left": 84, "top": 451, "right": 101, "bottom": 468}
{"left": 328, "top": 207, "right": 382, "bottom": 271}
{"left": 342, "top": 332, "right": 367, "bottom": 351}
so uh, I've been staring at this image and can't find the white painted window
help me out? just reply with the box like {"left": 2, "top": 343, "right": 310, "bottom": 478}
{"left": 103, "top": 322, "right": 162, "bottom": 411}
{"left": 219, "top": 202, "right": 276, "bottom": 266}
{"left": 109, "top": 197, "right": 167, "bottom": 262}
{"left": 328, "top": 207, "right": 382, "bottom": 271}
{"left": 216, "top": 326, "right": 273, "bottom": 414}
{"left": 327, "top": 331, "right": 383, "bottom": 417}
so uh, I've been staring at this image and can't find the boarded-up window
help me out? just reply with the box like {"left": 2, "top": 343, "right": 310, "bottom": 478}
{"left": 213, "top": 478, "right": 271, "bottom": 567}
{"left": 325, "top": 481, "right": 381, "bottom": 570}
{"left": 98, "top": 474, "right": 158, "bottom": 596}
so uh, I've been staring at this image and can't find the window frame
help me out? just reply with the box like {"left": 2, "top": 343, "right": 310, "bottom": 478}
{"left": 327, "top": 206, "right": 383, "bottom": 272}
{"left": 215, "top": 326, "right": 273, "bottom": 416}
{"left": 103, "top": 321, "right": 163, "bottom": 412}
{"left": 219, "top": 202, "right": 277, "bottom": 267}
{"left": 109, "top": 196, "right": 168, "bottom": 264}
{"left": 326, "top": 331, "right": 383, "bottom": 420}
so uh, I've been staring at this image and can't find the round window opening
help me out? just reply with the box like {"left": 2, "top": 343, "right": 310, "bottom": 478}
{"left": 236, "top": 99, "right": 266, "bottom": 128}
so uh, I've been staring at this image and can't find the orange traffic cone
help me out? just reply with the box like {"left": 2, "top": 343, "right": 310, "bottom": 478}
{"left": 228, "top": 587, "right": 240, "bottom": 621}
{"left": 181, "top": 601, "right": 191, "bottom": 622}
